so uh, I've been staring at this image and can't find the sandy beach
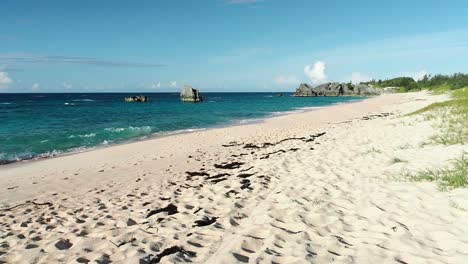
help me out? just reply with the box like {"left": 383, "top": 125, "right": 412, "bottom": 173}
{"left": 1, "top": 91, "right": 467, "bottom": 263}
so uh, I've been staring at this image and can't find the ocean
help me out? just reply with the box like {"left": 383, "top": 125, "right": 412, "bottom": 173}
{"left": 0, "top": 92, "right": 362, "bottom": 164}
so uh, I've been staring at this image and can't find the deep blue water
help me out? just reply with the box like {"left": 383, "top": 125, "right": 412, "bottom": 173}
{"left": 0, "top": 92, "right": 361, "bottom": 163}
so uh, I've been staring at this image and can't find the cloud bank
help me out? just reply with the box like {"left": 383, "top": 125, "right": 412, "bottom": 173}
{"left": 350, "top": 72, "right": 371, "bottom": 84}
{"left": 0, "top": 71, "right": 13, "bottom": 89}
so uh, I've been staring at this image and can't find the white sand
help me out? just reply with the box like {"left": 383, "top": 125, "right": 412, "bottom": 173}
{"left": 1, "top": 91, "right": 467, "bottom": 263}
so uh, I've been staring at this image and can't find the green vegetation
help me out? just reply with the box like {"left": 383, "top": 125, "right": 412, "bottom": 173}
{"left": 409, "top": 154, "right": 468, "bottom": 190}
{"left": 368, "top": 77, "right": 419, "bottom": 91}
{"left": 449, "top": 200, "right": 466, "bottom": 211}
{"left": 409, "top": 87, "right": 467, "bottom": 145}
{"left": 364, "top": 147, "right": 382, "bottom": 154}
{"left": 419, "top": 73, "right": 468, "bottom": 90}
{"left": 401, "top": 80, "right": 467, "bottom": 190}
{"left": 391, "top": 157, "right": 407, "bottom": 164}
{"left": 365, "top": 72, "right": 468, "bottom": 93}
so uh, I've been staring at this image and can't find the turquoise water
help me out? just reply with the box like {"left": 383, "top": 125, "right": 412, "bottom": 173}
{"left": 0, "top": 93, "right": 361, "bottom": 164}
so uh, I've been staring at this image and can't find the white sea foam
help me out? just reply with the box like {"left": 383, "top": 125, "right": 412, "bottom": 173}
{"left": 72, "top": 99, "right": 95, "bottom": 102}
{"left": 0, "top": 102, "right": 12, "bottom": 105}
{"left": 69, "top": 133, "right": 96, "bottom": 139}
{"left": 231, "top": 118, "right": 263, "bottom": 125}
{"left": 36, "top": 149, "right": 62, "bottom": 159}
{"left": 105, "top": 126, "right": 151, "bottom": 134}
{"left": 152, "top": 128, "right": 207, "bottom": 137}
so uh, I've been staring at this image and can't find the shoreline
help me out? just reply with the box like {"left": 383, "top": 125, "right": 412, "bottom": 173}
{"left": 2, "top": 91, "right": 466, "bottom": 263}
{"left": 0, "top": 97, "right": 364, "bottom": 168}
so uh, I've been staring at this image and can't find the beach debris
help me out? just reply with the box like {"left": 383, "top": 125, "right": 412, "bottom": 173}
{"left": 222, "top": 142, "right": 242, "bottom": 147}
{"left": 180, "top": 85, "right": 203, "bottom": 102}
{"left": 259, "top": 147, "right": 300, "bottom": 160}
{"left": 146, "top": 246, "right": 196, "bottom": 263}
{"left": 241, "top": 132, "right": 326, "bottom": 150}
{"left": 147, "top": 203, "right": 178, "bottom": 218}
{"left": 0, "top": 201, "right": 52, "bottom": 211}
{"left": 124, "top": 95, "right": 149, "bottom": 102}
{"left": 244, "top": 143, "right": 274, "bottom": 149}
{"left": 109, "top": 237, "right": 136, "bottom": 248}
{"left": 193, "top": 216, "right": 218, "bottom": 227}
{"left": 361, "top": 112, "right": 393, "bottom": 120}
{"left": 214, "top": 161, "right": 244, "bottom": 169}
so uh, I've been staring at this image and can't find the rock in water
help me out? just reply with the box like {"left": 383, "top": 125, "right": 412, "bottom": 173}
{"left": 293, "top": 82, "right": 381, "bottom": 97}
{"left": 180, "top": 85, "right": 203, "bottom": 102}
{"left": 124, "top": 95, "right": 149, "bottom": 102}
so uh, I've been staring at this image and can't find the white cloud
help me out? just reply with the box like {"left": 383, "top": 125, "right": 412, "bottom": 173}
{"left": 31, "top": 83, "right": 40, "bottom": 91}
{"left": 62, "top": 82, "right": 72, "bottom": 90}
{"left": 274, "top": 75, "right": 300, "bottom": 85}
{"left": 350, "top": 72, "right": 371, "bottom": 84}
{"left": 149, "top": 82, "right": 161, "bottom": 89}
{"left": 403, "top": 69, "right": 429, "bottom": 81}
{"left": 0, "top": 71, "right": 12, "bottom": 89}
{"left": 169, "top": 81, "right": 177, "bottom": 88}
{"left": 304, "top": 61, "right": 326, "bottom": 83}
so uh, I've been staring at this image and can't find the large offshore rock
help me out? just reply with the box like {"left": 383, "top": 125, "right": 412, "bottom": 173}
{"left": 180, "top": 85, "right": 203, "bottom": 102}
{"left": 293, "top": 82, "right": 381, "bottom": 97}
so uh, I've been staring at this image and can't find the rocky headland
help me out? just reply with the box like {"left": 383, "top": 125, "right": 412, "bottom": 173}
{"left": 294, "top": 82, "right": 385, "bottom": 97}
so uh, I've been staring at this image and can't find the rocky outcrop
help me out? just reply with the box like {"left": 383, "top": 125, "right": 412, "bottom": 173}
{"left": 180, "top": 85, "right": 203, "bottom": 102}
{"left": 293, "top": 82, "right": 381, "bottom": 97}
{"left": 294, "top": 83, "right": 316, "bottom": 97}
{"left": 124, "top": 95, "right": 149, "bottom": 102}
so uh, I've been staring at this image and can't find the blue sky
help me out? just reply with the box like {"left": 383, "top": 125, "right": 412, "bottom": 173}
{"left": 1, "top": 0, "right": 468, "bottom": 92}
